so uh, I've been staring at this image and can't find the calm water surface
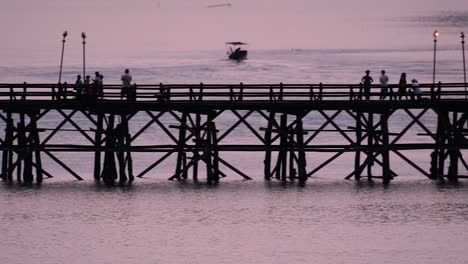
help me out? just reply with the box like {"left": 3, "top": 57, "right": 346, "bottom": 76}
{"left": 1, "top": 179, "right": 468, "bottom": 264}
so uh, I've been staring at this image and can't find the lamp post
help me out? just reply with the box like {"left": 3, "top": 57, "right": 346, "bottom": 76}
{"left": 461, "top": 32, "right": 466, "bottom": 99}
{"left": 432, "top": 30, "right": 439, "bottom": 87}
{"left": 82, "top": 32, "right": 86, "bottom": 79}
{"left": 58, "top": 31, "right": 68, "bottom": 84}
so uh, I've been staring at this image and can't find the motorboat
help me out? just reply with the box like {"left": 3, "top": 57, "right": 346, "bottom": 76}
{"left": 226, "top": 42, "right": 248, "bottom": 61}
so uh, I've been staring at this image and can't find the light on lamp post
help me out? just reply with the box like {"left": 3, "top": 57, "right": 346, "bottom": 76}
{"left": 461, "top": 32, "right": 467, "bottom": 99}
{"left": 58, "top": 31, "right": 68, "bottom": 84}
{"left": 432, "top": 30, "right": 439, "bottom": 87}
{"left": 81, "top": 32, "right": 86, "bottom": 79}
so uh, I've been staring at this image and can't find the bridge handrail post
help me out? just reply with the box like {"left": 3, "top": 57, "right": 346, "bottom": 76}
{"left": 359, "top": 83, "right": 363, "bottom": 100}
{"left": 309, "top": 85, "right": 314, "bottom": 101}
{"left": 239, "top": 82, "right": 244, "bottom": 102}
{"left": 199, "top": 82, "right": 204, "bottom": 101}
{"left": 52, "top": 84, "right": 56, "bottom": 101}
{"left": 269, "top": 85, "right": 274, "bottom": 102}
{"left": 229, "top": 86, "right": 234, "bottom": 102}
{"left": 21, "top": 82, "right": 27, "bottom": 100}
{"left": 63, "top": 82, "right": 68, "bottom": 100}
{"left": 437, "top": 81, "right": 442, "bottom": 100}
{"left": 189, "top": 85, "right": 193, "bottom": 102}
{"left": 430, "top": 84, "right": 434, "bottom": 100}
{"left": 158, "top": 83, "right": 164, "bottom": 102}
{"left": 9, "top": 86, "right": 15, "bottom": 101}
{"left": 166, "top": 85, "right": 171, "bottom": 102}
{"left": 319, "top": 83, "right": 323, "bottom": 101}
{"left": 279, "top": 82, "right": 283, "bottom": 101}
{"left": 350, "top": 85, "right": 354, "bottom": 101}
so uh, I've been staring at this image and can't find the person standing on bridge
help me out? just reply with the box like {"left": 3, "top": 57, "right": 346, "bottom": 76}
{"left": 361, "top": 70, "right": 374, "bottom": 100}
{"left": 411, "top": 78, "right": 422, "bottom": 100}
{"left": 379, "top": 70, "right": 389, "bottom": 100}
{"left": 120, "top": 69, "right": 133, "bottom": 100}
{"left": 98, "top": 74, "right": 104, "bottom": 99}
{"left": 73, "top": 75, "right": 84, "bottom": 100}
{"left": 398, "top": 72, "right": 408, "bottom": 100}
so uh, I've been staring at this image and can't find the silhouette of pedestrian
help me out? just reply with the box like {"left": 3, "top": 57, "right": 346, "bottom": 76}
{"left": 120, "top": 69, "right": 133, "bottom": 100}
{"left": 98, "top": 74, "right": 104, "bottom": 98}
{"left": 361, "top": 70, "right": 373, "bottom": 100}
{"left": 83, "top": 75, "right": 92, "bottom": 104}
{"left": 398, "top": 73, "right": 408, "bottom": 100}
{"left": 74, "top": 75, "right": 83, "bottom": 100}
{"left": 411, "top": 78, "right": 422, "bottom": 100}
{"left": 379, "top": 70, "right": 389, "bottom": 100}
{"left": 92, "top": 72, "right": 100, "bottom": 99}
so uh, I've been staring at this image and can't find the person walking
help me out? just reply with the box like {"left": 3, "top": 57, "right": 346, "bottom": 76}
{"left": 120, "top": 69, "right": 133, "bottom": 100}
{"left": 361, "top": 70, "right": 373, "bottom": 100}
{"left": 379, "top": 70, "right": 389, "bottom": 100}
{"left": 398, "top": 72, "right": 408, "bottom": 100}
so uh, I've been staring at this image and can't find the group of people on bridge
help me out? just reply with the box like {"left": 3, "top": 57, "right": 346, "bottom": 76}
{"left": 73, "top": 69, "right": 134, "bottom": 102}
{"left": 64, "top": 68, "right": 428, "bottom": 102}
{"left": 361, "top": 70, "right": 423, "bottom": 101}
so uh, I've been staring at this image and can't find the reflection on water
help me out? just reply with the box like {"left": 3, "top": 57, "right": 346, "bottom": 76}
{"left": 1, "top": 179, "right": 467, "bottom": 264}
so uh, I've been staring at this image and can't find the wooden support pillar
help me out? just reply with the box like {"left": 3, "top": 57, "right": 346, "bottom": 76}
{"left": 124, "top": 118, "right": 134, "bottom": 182}
{"left": 6, "top": 114, "right": 14, "bottom": 182}
{"left": 288, "top": 131, "right": 295, "bottom": 179}
{"left": 211, "top": 121, "right": 220, "bottom": 183}
{"left": 264, "top": 112, "right": 275, "bottom": 180}
{"left": 206, "top": 121, "right": 214, "bottom": 184}
{"left": 120, "top": 116, "right": 135, "bottom": 182}
{"left": 193, "top": 114, "right": 201, "bottom": 182}
{"left": 367, "top": 113, "right": 374, "bottom": 181}
{"left": 279, "top": 114, "right": 287, "bottom": 182}
{"left": 16, "top": 114, "right": 26, "bottom": 183}
{"left": 447, "top": 112, "right": 460, "bottom": 182}
{"left": 381, "top": 111, "right": 391, "bottom": 184}
{"left": 117, "top": 116, "right": 128, "bottom": 184}
{"left": 29, "top": 113, "right": 43, "bottom": 184}
{"left": 94, "top": 114, "right": 103, "bottom": 180}
{"left": 354, "top": 111, "right": 362, "bottom": 180}
{"left": 101, "top": 115, "right": 118, "bottom": 184}
{"left": 436, "top": 110, "right": 448, "bottom": 181}
{"left": 175, "top": 112, "right": 187, "bottom": 180}
{"left": 296, "top": 117, "right": 307, "bottom": 183}
{"left": 2, "top": 112, "right": 13, "bottom": 182}
{"left": 23, "top": 115, "right": 34, "bottom": 185}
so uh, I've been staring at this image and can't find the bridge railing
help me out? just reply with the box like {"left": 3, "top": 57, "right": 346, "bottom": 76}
{"left": 0, "top": 82, "right": 467, "bottom": 102}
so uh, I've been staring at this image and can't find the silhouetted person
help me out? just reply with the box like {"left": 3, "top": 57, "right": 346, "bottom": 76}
{"left": 74, "top": 75, "right": 83, "bottom": 100}
{"left": 379, "top": 70, "right": 389, "bottom": 100}
{"left": 120, "top": 69, "right": 133, "bottom": 100}
{"left": 398, "top": 72, "right": 408, "bottom": 100}
{"left": 92, "top": 72, "right": 100, "bottom": 99}
{"left": 411, "top": 78, "right": 422, "bottom": 100}
{"left": 83, "top": 75, "right": 91, "bottom": 94}
{"left": 98, "top": 74, "right": 104, "bottom": 98}
{"left": 361, "top": 70, "right": 373, "bottom": 100}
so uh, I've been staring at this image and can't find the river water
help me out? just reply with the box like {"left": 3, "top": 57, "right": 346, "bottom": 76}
{"left": 1, "top": 1, "right": 468, "bottom": 263}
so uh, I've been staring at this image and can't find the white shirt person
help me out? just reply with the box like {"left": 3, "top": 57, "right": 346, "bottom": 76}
{"left": 379, "top": 70, "right": 390, "bottom": 100}
{"left": 121, "top": 69, "right": 133, "bottom": 99}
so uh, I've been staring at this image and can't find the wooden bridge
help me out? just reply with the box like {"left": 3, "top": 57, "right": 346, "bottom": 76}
{"left": 1, "top": 81, "right": 467, "bottom": 185}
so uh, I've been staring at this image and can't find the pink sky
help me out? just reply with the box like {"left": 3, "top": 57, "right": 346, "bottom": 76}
{"left": 0, "top": 0, "right": 466, "bottom": 57}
